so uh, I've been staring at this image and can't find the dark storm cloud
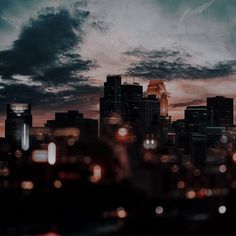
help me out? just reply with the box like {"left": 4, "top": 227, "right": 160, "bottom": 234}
{"left": 171, "top": 99, "right": 205, "bottom": 108}
{"left": 0, "top": 5, "right": 103, "bottom": 110}
{"left": 0, "top": 8, "right": 92, "bottom": 79}
{"left": 0, "top": 83, "right": 102, "bottom": 112}
{"left": 125, "top": 48, "right": 236, "bottom": 79}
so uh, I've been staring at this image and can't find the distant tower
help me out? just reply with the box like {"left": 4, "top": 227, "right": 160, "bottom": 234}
{"left": 160, "top": 93, "right": 168, "bottom": 116}
{"left": 5, "top": 103, "right": 32, "bottom": 147}
{"left": 147, "top": 80, "right": 168, "bottom": 116}
{"left": 207, "top": 96, "right": 234, "bottom": 127}
{"left": 100, "top": 75, "right": 122, "bottom": 137}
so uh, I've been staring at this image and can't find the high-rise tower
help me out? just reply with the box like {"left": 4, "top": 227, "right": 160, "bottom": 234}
{"left": 147, "top": 80, "right": 168, "bottom": 116}
{"left": 5, "top": 103, "right": 32, "bottom": 148}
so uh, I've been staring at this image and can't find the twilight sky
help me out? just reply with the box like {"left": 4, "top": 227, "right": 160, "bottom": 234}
{"left": 0, "top": 0, "right": 236, "bottom": 136}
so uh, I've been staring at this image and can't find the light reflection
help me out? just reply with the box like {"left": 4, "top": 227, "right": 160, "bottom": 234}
{"left": 48, "top": 142, "right": 56, "bottom": 165}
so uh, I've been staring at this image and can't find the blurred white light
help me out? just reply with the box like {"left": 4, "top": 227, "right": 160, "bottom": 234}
{"left": 48, "top": 142, "right": 56, "bottom": 165}
{"left": 155, "top": 206, "right": 164, "bottom": 215}
{"left": 118, "top": 128, "right": 128, "bottom": 137}
{"left": 218, "top": 205, "right": 227, "bottom": 214}
{"left": 220, "top": 135, "right": 228, "bottom": 144}
{"left": 21, "top": 124, "right": 29, "bottom": 151}
{"left": 219, "top": 165, "right": 227, "bottom": 173}
{"left": 186, "top": 190, "right": 196, "bottom": 199}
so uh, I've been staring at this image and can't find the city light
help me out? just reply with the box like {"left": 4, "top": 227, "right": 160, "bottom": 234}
{"left": 117, "top": 207, "right": 127, "bottom": 219}
{"left": 90, "top": 165, "right": 102, "bottom": 183}
{"left": 155, "top": 206, "right": 164, "bottom": 215}
{"left": 32, "top": 150, "right": 48, "bottom": 163}
{"left": 219, "top": 165, "right": 227, "bottom": 173}
{"left": 21, "top": 181, "right": 34, "bottom": 190}
{"left": 118, "top": 128, "right": 128, "bottom": 137}
{"left": 232, "top": 153, "right": 236, "bottom": 163}
{"left": 177, "top": 181, "right": 185, "bottom": 190}
{"left": 21, "top": 123, "right": 29, "bottom": 151}
{"left": 220, "top": 135, "right": 228, "bottom": 144}
{"left": 143, "top": 138, "right": 158, "bottom": 150}
{"left": 186, "top": 190, "right": 196, "bottom": 199}
{"left": 48, "top": 142, "right": 56, "bottom": 165}
{"left": 218, "top": 205, "right": 227, "bottom": 214}
{"left": 54, "top": 180, "right": 62, "bottom": 189}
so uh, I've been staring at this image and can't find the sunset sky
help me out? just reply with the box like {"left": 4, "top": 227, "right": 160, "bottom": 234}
{"left": 0, "top": 0, "right": 236, "bottom": 136}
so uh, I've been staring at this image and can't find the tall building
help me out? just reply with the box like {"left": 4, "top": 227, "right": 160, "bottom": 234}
{"left": 207, "top": 96, "right": 234, "bottom": 127}
{"left": 100, "top": 75, "right": 122, "bottom": 137}
{"left": 185, "top": 106, "right": 207, "bottom": 133}
{"left": 45, "top": 110, "right": 98, "bottom": 141}
{"left": 121, "top": 82, "right": 143, "bottom": 131}
{"left": 5, "top": 103, "right": 32, "bottom": 147}
{"left": 147, "top": 80, "right": 168, "bottom": 116}
{"left": 139, "top": 95, "right": 160, "bottom": 136}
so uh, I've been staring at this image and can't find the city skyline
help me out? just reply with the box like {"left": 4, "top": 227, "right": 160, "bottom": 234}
{"left": 0, "top": 0, "right": 236, "bottom": 136}
{"left": 0, "top": 79, "right": 234, "bottom": 139}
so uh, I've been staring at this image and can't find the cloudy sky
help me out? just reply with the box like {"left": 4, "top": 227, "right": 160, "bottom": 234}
{"left": 0, "top": 0, "right": 236, "bottom": 136}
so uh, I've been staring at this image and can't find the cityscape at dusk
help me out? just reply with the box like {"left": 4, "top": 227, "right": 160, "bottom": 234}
{"left": 1, "top": 0, "right": 236, "bottom": 235}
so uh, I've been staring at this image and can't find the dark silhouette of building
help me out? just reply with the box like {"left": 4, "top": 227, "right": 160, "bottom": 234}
{"left": 139, "top": 95, "right": 160, "bottom": 136}
{"left": 45, "top": 110, "right": 98, "bottom": 141}
{"left": 5, "top": 103, "right": 32, "bottom": 146}
{"left": 190, "top": 133, "right": 207, "bottom": 167}
{"left": 185, "top": 106, "right": 207, "bottom": 133}
{"left": 207, "top": 96, "right": 234, "bottom": 127}
{"left": 121, "top": 82, "right": 143, "bottom": 132}
{"left": 100, "top": 75, "right": 122, "bottom": 137}
{"left": 172, "top": 119, "right": 185, "bottom": 133}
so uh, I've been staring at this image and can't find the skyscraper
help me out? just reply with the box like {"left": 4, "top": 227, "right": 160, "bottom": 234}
{"left": 139, "top": 95, "right": 160, "bottom": 136}
{"left": 121, "top": 82, "right": 143, "bottom": 131}
{"left": 147, "top": 80, "right": 168, "bottom": 116}
{"left": 185, "top": 106, "right": 207, "bottom": 133}
{"left": 100, "top": 75, "right": 122, "bottom": 137}
{"left": 207, "top": 96, "right": 234, "bottom": 127}
{"left": 5, "top": 103, "right": 32, "bottom": 147}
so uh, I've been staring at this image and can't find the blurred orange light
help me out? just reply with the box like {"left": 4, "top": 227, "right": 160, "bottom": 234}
{"left": 186, "top": 190, "right": 196, "bottom": 199}
{"left": 54, "top": 180, "right": 62, "bottom": 189}
{"left": 90, "top": 165, "right": 102, "bottom": 183}
{"left": 177, "top": 181, "right": 185, "bottom": 189}
{"left": 117, "top": 207, "right": 127, "bottom": 219}
{"left": 21, "top": 181, "right": 34, "bottom": 190}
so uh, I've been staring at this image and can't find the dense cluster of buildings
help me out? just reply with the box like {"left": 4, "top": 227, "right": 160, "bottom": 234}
{"left": 99, "top": 75, "right": 235, "bottom": 167}
{"left": 1, "top": 74, "right": 235, "bottom": 168}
